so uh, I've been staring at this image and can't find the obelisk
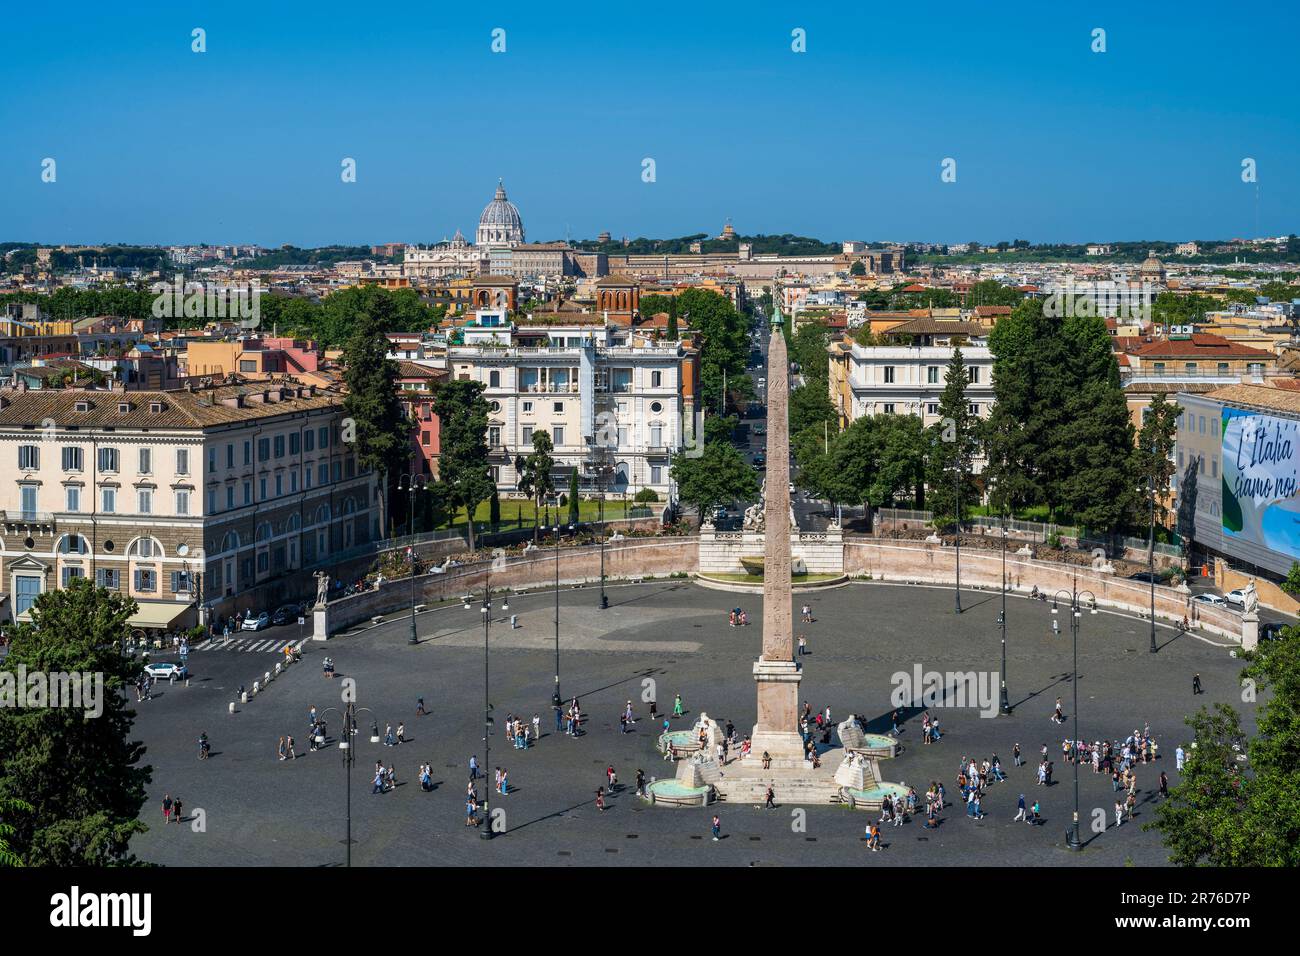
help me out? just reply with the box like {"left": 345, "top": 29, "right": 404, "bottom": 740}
{"left": 750, "top": 301, "right": 805, "bottom": 763}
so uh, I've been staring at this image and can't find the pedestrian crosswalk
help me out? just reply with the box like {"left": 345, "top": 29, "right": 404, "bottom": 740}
{"left": 190, "top": 637, "right": 310, "bottom": 654}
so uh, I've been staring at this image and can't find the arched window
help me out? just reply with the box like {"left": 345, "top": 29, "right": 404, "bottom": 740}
{"left": 58, "top": 533, "right": 89, "bottom": 555}
{"left": 287, "top": 513, "right": 301, "bottom": 532}
{"left": 316, "top": 503, "right": 331, "bottom": 524}
{"left": 342, "top": 497, "right": 357, "bottom": 515}
{"left": 127, "top": 536, "right": 163, "bottom": 558}
{"left": 219, "top": 531, "right": 240, "bottom": 554}
{"left": 255, "top": 522, "right": 272, "bottom": 542}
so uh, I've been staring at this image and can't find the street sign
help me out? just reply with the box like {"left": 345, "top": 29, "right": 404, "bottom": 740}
{"left": 298, "top": 617, "right": 305, "bottom": 626}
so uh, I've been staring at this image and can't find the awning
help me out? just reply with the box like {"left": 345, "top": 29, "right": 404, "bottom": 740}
{"left": 128, "top": 602, "right": 192, "bottom": 630}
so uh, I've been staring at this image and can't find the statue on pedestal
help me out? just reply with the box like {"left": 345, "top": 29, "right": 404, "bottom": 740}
{"left": 1243, "top": 580, "right": 1259, "bottom": 615}
{"left": 314, "top": 571, "right": 330, "bottom": 608}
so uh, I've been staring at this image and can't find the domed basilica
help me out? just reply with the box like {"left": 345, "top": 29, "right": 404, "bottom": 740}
{"left": 476, "top": 179, "right": 525, "bottom": 246}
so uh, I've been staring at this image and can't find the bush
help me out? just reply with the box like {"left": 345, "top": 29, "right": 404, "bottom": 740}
{"left": 634, "top": 488, "right": 660, "bottom": 503}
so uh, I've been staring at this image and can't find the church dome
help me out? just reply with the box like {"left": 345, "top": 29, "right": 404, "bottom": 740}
{"left": 1140, "top": 251, "right": 1166, "bottom": 277}
{"left": 476, "top": 180, "right": 524, "bottom": 246}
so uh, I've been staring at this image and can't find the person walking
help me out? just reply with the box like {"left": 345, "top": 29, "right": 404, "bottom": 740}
{"left": 372, "top": 767, "right": 384, "bottom": 795}
{"left": 607, "top": 765, "right": 617, "bottom": 790}
{"left": 278, "top": 736, "right": 287, "bottom": 761}
{"left": 469, "top": 754, "right": 478, "bottom": 780}
{"left": 711, "top": 814, "right": 721, "bottom": 842}
{"left": 416, "top": 697, "right": 427, "bottom": 716}
{"left": 764, "top": 785, "right": 775, "bottom": 809}
{"left": 1192, "top": 672, "right": 1202, "bottom": 695}
{"left": 162, "top": 793, "right": 173, "bottom": 825}
{"left": 1175, "top": 745, "right": 1185, "bottom": 772}
{"left": 1029, "top": 800, "right": 1041, "bottom": 825}
{"left": 635, "top": 768, "right": 646, "bottom": 797}
{"left": 171, "top": 797, "right": 183, "bottom": 824}
{"left": 1014, "top": 793, "right": 1026, "bottom": 821}
{"left": 1013, "top": 742, "right": 1022, "bottom": 767}
{"left": 673, "top": 693, "right": 684, "bottom": 719}
{"left": 396, "top": 723, "right": 406, "bottom": 744}
{"left": 595, "top": 786, "right": 606, "bottom": 812}
{"left": 1158, "top": 770, "right": 1169, "bottom": 799}
{"left": 532, "top": 713, "right": 541, "bottom": 742}
{"left": 286, "top": 735, "right": 296, "bottom": 760}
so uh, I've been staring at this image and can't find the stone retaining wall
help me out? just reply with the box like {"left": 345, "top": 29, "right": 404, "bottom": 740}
{"left": 844, "top": 538, "right": 1242, "bottom": 642}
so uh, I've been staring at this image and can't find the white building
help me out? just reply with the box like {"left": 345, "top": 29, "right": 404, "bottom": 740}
{"left": 447, "top": 312, "right": 699, "bottom": 501}
{"left": 832, "top": 319, "right": 995, "bottom": 429}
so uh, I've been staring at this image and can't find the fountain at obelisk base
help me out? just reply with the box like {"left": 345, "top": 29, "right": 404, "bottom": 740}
{"left": 647, "top": 302, "right": 905, "bottom": 809}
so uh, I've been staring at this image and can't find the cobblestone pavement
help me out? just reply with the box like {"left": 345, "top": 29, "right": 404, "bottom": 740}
{"left": 130, "top": 579, "right": 1253, "bottom": 866}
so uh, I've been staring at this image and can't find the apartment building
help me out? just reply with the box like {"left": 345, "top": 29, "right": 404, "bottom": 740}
{"left": 447, "top": 310, "right": 698, "bottom": 499}
{"left": 829, "top": 320, "right": 995, "bottom": 429}
{"left": 0, "top": 382, "right": 379, "bottom": 627}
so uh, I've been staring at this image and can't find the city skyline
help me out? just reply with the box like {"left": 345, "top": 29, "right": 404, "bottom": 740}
{"left": 2, "top": 1, "right": 1297, "bottom": 246}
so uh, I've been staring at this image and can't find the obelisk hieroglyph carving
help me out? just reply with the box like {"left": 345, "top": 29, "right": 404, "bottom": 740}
{"left": 750, "top": 302, "right": 805, "bottom": 762}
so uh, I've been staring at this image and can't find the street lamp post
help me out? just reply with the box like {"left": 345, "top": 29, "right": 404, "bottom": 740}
{"left": 999, "top": 510, "right": 1011, "bottom": 714}
{"left": 398, "top": 474, "right": 428, "bottom": 645}
{"left": 320, "top": 703, "right": 376, "bottom": 868}
{"left": 953, "top": 460, "right": 963, "bottom": 614}
{"left": 551, "top": 518, "right": 573, "bottom": 706}
{"left": 1053, "top": 577, "right": 1096, "bottom": 852}
{"left": 474, "top": 573, "right": 507, "bottom": 840}
{"left": 1148, "top": 472, "right": 1158, "bottom": 654}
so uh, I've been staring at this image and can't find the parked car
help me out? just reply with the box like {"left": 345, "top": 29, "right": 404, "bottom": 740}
{"left": 241, "top": 611, "right": 270, "bottom": 631}
{"left": 1192, "top": 593, "right": 1227, "bottom": 608}
{"left": 145, "top": 661, "right": 188, "bottom": 681}
{"left": 271, "top": 605, "right": 302, "bottom": 626}
{"left": 752, "top": 454, "right": 766, "bottom": 468}
{"left": 1128, "top": 571, "right": 1158, "bottom": 584}
{"left": 753, "top": 424, "right": 767, "bottom": 435}
{"left": 1224, "top": 588, "right": 1248, "bottom": 607}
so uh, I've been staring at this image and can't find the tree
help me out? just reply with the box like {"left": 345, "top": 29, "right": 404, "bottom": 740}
{"left": 489, "top": 488, "right": 501, "bottom": 530}
{"left": 789, "top": 321, "right": 832, "bottom": 384}
{"left": 703, "top": 414, "right": 737, "bottom": 445}
{"left": 1282, "top": 561, "right": 1300, "bottom": 599}
{"left": 789, "top": 385, "right": 837, "bottom": 438}
{"left": 432, "top": 379, "right": 494, "bottom": 552}
{"left": 849, "top": 260, "right": 866, "bottom": 276}
{"left": 0, "top": 796, "right": 32, "bottom": 866}
{"left": 1148, "top": 636, "right": 1300, "bottom": 865}
{"left": 514, "top": 430, "right": 556, "bottom": 544}
{"left": 342, "top": 290, "right": 410, "bottom": 538}
{"left": 1136, "top": 392, "right": 1181, "bottom": 560}
{"left": 671, "top": 441, "right": 759, "bottom": 523}
{"left": 925, "top": 347, "right": 979, "bottom": 526}
{"left": 0, "top": 580, "right": 151, "bottom": 865}
{"left": 567, "top": 470, "right": 580, "bottom": 526}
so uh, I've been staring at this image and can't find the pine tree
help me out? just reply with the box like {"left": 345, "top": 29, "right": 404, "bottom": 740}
{"left": 432, "top": 379, "right": 494, "bottom": 552}
{"left": 515, "top": 430, "right": 555, "bottom": 544}
{"left": 926, "top": 346, "right": 979, "bottom": 526}
{"left": 567, "top": 469, "right": 580, "bottom": 526}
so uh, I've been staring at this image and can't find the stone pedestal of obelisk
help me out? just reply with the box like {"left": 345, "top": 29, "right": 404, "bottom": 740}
{"left": 749, "top": 305, "right": 806, "bottom": 764}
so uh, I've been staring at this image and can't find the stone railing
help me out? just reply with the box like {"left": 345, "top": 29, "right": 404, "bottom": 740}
{"left": 843, "top": 538, "right": 1242, "bottom": 642}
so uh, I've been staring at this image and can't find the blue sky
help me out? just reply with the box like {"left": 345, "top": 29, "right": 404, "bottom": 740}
{"left": 1, "top": 1, "right": 1296, "bottom": 246}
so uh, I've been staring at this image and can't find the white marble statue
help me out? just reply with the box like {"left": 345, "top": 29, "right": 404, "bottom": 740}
{"left": 314, "top": 571, "right": 330, "bottom": 607}
{"left": 1243, "top": 580, "right": 1259, "bottom": 615}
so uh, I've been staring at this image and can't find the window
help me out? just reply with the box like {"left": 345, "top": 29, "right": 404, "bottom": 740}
{"left": 96, "top": 568, "right": 118, "bottom": 589}
{"left": 968, "top": 367, "right": 981, "bottom": 384}
{"left": 1217, "top": 363, "right": 1230, "bottom": 375}
{"left": 274, "top": 435, "right": 285, "bottom": 458}
{"left": 243, "top": 441, "right": 251, "bottom": 465}
{"left": 98, "top": 447, "right": 119, "bottom": 473}
{"left": 926, "top": 403, "right": 940, "bottom": 415}
{"left": 651, "top": 465, "right": 662, "bottom": 484}
{"left": 137, "top": 489, "right": 153, "bottom": 515}
{"left": 882, "top": 403, "right": 895, "bottom": 414}
{"left": 318, "top": 463, "right": 328, "bottom": 486}
{"left": 18, "top": 445, "right": 39, "bottom": 470}
{"left": 257, "top": 552, "right": 269, "bottom": 573}
{"left": 304, "top": 430, "right": 315, "bottom": 452}
{"left": 62, "top": 447, "right": 83, "bottom": 471}
{"left": 927, "top": 366, "right": 940, "bottom": 384}
{"left": 61, "top": 566, "right": 85, "bottom": 587}
{"left": 650, "top": 401, "right": 663, "bottom": 413}
{"left": 138, "top": 447, "right": 152, "bottom": 474}
{"left": 208, "top": 447, "right": 217, "bottom": 473}
{"left": 14, "top": 575, "right": 41, "bottom": 616}
{"left": 1199, "top": 416, "right": 1206, "bottom": 434}
{"left": 61, "top": 534, "right": 86, "bottom": 554}
{"left": 275, "top": 474, "right": 283, "bottom": 497}
{"left": 332, "top": 461, "right": 342, "bottom": 482}
{"left": 489, "top": 370, "right": 501, "bottom": 388}
{"left": 226, "top": 486, "right": 235, "bottom": 510}
{"left": 170, "top": 570, "right": 192, "bottom": 595}
{"left": 132, "top": 538, "right": 156, "bottom": 558}
{"left": 66, "top": 486, "right": 80, "bottom": 513}
{"left": 176, "top": 448, "right": 190, "bottom": 474}
{"left": 552, "top": 426, "right": 565, "bottom": 446}
{"left": 522, "top": 401, "right": 533, "bottom": 413}
{"left": 318, "top": 426, "right": 329, "bottom": 449}
{"left": 290, "top": 470, "right": 298, "bottom": 493}
{"left": 259, "top": 478, "right": 267, "bottom": 501}
{"left": 290, "top": 432, "right": 300, "bottom": 455}
{"left": 258, "top": 438, "right": 270, "bottom": 462}
{"left": 883, "top": 366, "right": 895, "bottom": 384}
{"left": 243, "top": 481, "right": 252, "bottom": 505}
{"left": 133, "top": 569, "right": 157, "bottom": 592}
{"left": 345, "top": 457, "right": 355, "bottom": 478}
{"left": 305, "top": 467, "right": 313, "bottom": 490}
{"left": 208, "top": 489, "right": 218, "bottom": 513}
{"left": 968, "top": 403, "right": 979, "bottom": 416}
{"left": 522, "top": 426, "right": 533, "bottom": 445}
{"left": 488, "top": 426, "right": 500, "bottom": 446}
{"left": 101, "top": 488, "right": 116, "bottom": 513}
{"left": 1211, "top": 456, "right": 1219, "bottom": 478}
{"left": 21, "top": 485, "right": 38, "bottom": 519}
{"left": 650, "top": 425, "right": 662, "bottom": 446}
{"left": 239, "top": 359, "right": 258, "bottom": 373}
{"left": 227, "top": 443, "right": 235, "bottom": 468}
{"left": 175, "top": 489, "right": 190, "bottom": 515}
{"left": 651, "top": 371, "right": 663, "bottom": 388}
{"left": 554, "top": 401, "right": 563, "bottom": 413}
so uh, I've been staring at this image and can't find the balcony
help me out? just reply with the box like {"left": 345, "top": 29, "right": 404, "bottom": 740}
{"left": 1, "top": 510, "right": 56, "bottom": 529}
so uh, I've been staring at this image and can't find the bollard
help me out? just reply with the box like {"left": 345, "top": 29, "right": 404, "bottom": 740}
{"left": 510, "top": 615, "right": 518, "bottom": 629}
{"left": 252, "top": 681, "right": 260, "bottom": 696}
{"left": 229, "top": 702, "right": 236, "bottom": 715}
{"left": 275, "top": 663, "right": 282, "bottom": 676}
{"left": 241, "top": 692, "right": 249, "bottom": 705}
{"left": 264, "top": 670, "right": 271, "bottom": 684}
{"left": 185, "top": 677, "right": 190, "bottom": 688}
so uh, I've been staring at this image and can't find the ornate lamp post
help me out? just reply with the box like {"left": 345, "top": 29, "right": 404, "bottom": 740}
{"left": 319, "top": 703, "right": 377, "bottom": 868}
{"left": 999, "top": 510, "right": 1011, "bottom": 714}
{"left": 1148, "top": 470, "right": 1158, "bottom": 654}
{"left": 1052, "top": 577, "right": 1097, "bottom": 851}
{"left": 397, "top": 473, "right": 428, "bottom": 645}
{"left": 469, "top": 573, "right": 506, "bottom": 840}
{"left": 953, "top": 458, "right": 963, "bottom": 614}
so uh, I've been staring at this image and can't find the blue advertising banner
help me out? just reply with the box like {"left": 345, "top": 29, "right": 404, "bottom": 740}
{"left": 1222, "top": 407, "right": 1300, "bottom": 560}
